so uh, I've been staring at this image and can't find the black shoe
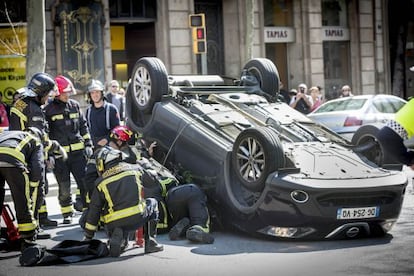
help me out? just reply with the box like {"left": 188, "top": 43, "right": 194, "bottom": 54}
{"left": 186, "top": 225, "right": 214, "bottom": 244}
{"left": 39, "top": 217, "right": 58, "bottom": 228}
{"left": 109, "top": 228, "right": 124, "bottom": 257}
{"left": 35, "top": 228, "right": 51, "bottom": 240}
{"left": 73, "top": 199, "right": 84, "bottom": 212}
{"left": 144, "top": 237, "right": 164, "bottom": 254}
{"left": 62, "top": 215, "right": 73, "bottom": 225}
{"left": 168, "top": 217, "right": 190, "bottom": 240}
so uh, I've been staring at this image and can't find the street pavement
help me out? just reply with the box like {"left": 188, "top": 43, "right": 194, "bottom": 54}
{"left": 1, "top": 169, "right": 414, "bottom": 276}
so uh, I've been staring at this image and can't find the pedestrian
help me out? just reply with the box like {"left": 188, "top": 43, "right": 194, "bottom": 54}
{"left": 289, "top": 83, "right": 313, "bottom": 114}
{"left": 0, "top": 128, "right": 45, "bottom": 251}
{"left": 83, "top": 146, "right": 164, "bottom": 257}
{"left": 376, "top": 98, "right": 414, "bottom": 169}
{"left": 278, "top": 82, "right": 290, "bottom": 104}
{"left": 0, "top": 93, "right": 10, "bottom": 128}
{"left": 44, "top": 75, "right": 94, "bottom": 219}
{"left": 85, "top": 79, "right": 120, "bottom": 148}
{"left": 339, "top": 85, "right": 353, "bottom": 97}
{"left": 9, "top": 72, "right": 58, "bottom": 230}
{"left": 105, "top": 80, "right": 125, "bottom": 121}
{"left": 309, "top": 86, "right": 323, "bottom": 112}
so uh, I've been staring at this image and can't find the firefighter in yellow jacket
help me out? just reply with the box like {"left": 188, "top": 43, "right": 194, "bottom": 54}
{"left": 83, "top": 146, "right": 164, "bottom": 257}
{"left": 9, "top": 72, "right": 58, "bottom": 229}
{"left": 0, "top": 128, "right": 45, "bottom": 251}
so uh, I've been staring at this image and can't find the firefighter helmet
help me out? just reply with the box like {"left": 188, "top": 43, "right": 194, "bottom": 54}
{"left": 110, "top": 125, "right": 134, "bottom": 143}
{"left": 55, "top": 75, "right": 75, "bottom": 96}
{"left": 87, "top": 79, "right": 105, "bottom": 92}
{"left": 27, "top": 73, "right": 56, "bottom": 98}
{"left": 95, "top": 146, "right": 124, "bottom": 173}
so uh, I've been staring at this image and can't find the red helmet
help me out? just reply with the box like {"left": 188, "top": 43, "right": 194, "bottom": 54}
{"left": 55, "top": 75, "right": 75, "bottom": 96}
{"left": 110, "top": 125, "right": 134, "bottom": 142}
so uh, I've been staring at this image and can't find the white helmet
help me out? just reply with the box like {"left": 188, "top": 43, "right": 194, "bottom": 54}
{"left": 87, "top": 79, "right": 105, "bottom": 92}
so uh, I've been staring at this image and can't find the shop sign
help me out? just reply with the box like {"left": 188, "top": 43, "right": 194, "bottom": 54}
{"left": 264, "top": 27, "right": 295, "bottom": 43}
{"left": 0, "top": 26, "right": 27, "bottom": 104}
{"left": 322, "top": 26, "right": 350, "bottom": 41}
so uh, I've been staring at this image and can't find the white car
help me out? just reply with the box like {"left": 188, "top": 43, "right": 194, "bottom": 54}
{"left": 308, "top": 94, "right": 406, "bottom": 141}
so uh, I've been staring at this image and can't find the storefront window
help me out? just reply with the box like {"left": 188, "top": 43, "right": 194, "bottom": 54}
{"left": 322, "top": 0, "right": 350, "bottom": 99}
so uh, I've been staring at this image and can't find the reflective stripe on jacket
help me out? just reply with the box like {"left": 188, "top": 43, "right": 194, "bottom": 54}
{"left": 84, "top": 163, "right": 146, "bottom": 235}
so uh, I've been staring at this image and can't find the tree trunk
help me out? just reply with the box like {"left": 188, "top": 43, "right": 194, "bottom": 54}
{"left": 26, "top": 0, "right": 46, "bottom": 81}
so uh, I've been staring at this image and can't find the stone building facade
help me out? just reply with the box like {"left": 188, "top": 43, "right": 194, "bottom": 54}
{"left": 1, "top": 0, "right": 412, "bottom": 106}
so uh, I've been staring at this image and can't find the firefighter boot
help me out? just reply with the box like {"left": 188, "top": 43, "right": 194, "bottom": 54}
{"left": 186, "top": 225, "right": 214, "bottom": 244}
{"left": 168, "top": 217, "right": 190, "bottom": 240}
{"left": 144, "top": 221, "right": 164, "bottom": 254}
{"left": 109, "top": 227, "right": 124, "bottom": 257}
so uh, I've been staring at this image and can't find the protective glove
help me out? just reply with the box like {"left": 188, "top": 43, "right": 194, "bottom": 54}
{"left": 85, "top": 146, "right": 94, "bottom": 159}
{"left": 46, "top": 156, "right": 55, "bottom": 170}
{"left": 49, "top": 140, "right": 68, "bottom": 161}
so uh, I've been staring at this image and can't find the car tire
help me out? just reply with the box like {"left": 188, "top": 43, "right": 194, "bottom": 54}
{"left": 232, "top": 127, "right": 285, "bottom": 192}
{"left": 242, "top": 58, "right": 280, "bottom": 98}
{"left": 129, "top": 57, "right": 169, "bottom": 114}
{"left": 351, "top": 124, "right": 391, "bottom": 166}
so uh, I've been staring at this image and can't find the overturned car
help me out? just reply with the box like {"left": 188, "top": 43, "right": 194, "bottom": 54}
{"left": 125, "top": 57, "right": 407, "bottom": 240}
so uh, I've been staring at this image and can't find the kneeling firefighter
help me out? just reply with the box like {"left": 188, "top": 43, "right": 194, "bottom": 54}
{"left": 83, "top": 146, "right": 163, "bottom": 257}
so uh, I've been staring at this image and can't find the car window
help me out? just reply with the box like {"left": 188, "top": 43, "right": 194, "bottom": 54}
{"left": 372, "top": 97, "right": 406, "bottom": 113}
{"left": 314, "top": 98, "right": 366, "bottom": 113}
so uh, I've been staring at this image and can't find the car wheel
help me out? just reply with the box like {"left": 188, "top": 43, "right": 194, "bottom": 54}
{"left": 351, "top": 124, "right": 389, "bottom": 166}
{"left": 242, "top": 58, "right": 280, "bottom": 98}
{"left": 232, "top": 127, "right": 285, "bottom": 192}
{"left": 129, "top": 57, "right": 169, "bottom": 114}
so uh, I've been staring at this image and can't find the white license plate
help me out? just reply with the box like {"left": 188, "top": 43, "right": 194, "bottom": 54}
{"left": 337, "top": 206, "right": 379, "bottom": 220}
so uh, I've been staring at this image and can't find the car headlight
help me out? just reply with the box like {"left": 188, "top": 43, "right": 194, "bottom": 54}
{"left": 258, "top": 226, "right": 316, "bottom": 238}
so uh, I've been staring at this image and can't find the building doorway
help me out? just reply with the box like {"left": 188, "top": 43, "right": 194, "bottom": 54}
{"left": 111, "top": 23, "right": 156, "bottom": 89}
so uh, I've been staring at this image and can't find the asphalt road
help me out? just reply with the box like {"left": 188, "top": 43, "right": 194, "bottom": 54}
{"left": 1, "top": 170, "right": 414, "bottom": 276}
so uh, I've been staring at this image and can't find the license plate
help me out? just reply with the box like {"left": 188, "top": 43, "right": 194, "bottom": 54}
{"left": 337, "top": 206, "right": 379, "bottom": 220}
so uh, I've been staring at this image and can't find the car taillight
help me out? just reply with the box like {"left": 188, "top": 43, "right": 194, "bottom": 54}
{"left": 344, "top": 116, "right": 362, "bottom": 126}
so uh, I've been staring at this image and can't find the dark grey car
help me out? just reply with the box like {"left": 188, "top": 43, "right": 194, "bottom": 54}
{"left": 125, "top": 57, "right": 407, "bottom": 240}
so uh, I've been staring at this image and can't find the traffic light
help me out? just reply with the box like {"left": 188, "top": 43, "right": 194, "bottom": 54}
{"left": 189, "top": 13, "right": 205, "bottom": 28}
{"left": 189, "top": 14, "right": 206, "bottom": 54}
{"left": 192, "top": 27, "right": 206, "bottom": 54}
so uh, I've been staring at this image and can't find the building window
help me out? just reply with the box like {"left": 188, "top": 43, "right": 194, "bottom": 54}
{"left": 109, "top": 0, "right": 156, "bottom": 20}
{"left": 322, "top": 0, "right": 350, "bottom": 100}
{"left": 263, "top": 0, "right": 293, "bottom": 90}
{"left": 322, "top": 0, "right": 348, "bottom": 27}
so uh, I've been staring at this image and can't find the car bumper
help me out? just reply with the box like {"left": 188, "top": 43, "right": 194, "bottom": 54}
{"left": 243, "top": 171, "right": 407, "bottom": 239}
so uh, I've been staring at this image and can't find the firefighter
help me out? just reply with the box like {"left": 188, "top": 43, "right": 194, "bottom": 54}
{"left": 83, "top": 79, "right": 120, "bottom": 207}
{"left": 85, "top": 79, "right": 120, "bottom": 148}
{"left": 0, "top": 128, "right": 45, "bottom": 251}
{"left": 9, "top": 72, "right": 58, "bottom": 229}
{"left": 109, "top": 125, "right": 214, "bottom": 243}
{"left": 107, "top": 125, "right": 177, "bottom": 234}
{"left": 166, "top": 184, "right": 214, "bottom": 244}
{"left": 43, "top": 75, "right": 93, "bottom": 222}
{"left": 83, "top": 146, "right": 164, "bottom": 257}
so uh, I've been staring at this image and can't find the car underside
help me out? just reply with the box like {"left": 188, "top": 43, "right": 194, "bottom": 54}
{"left": 125, "top": 57, "right": 408, "bottom": 240}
